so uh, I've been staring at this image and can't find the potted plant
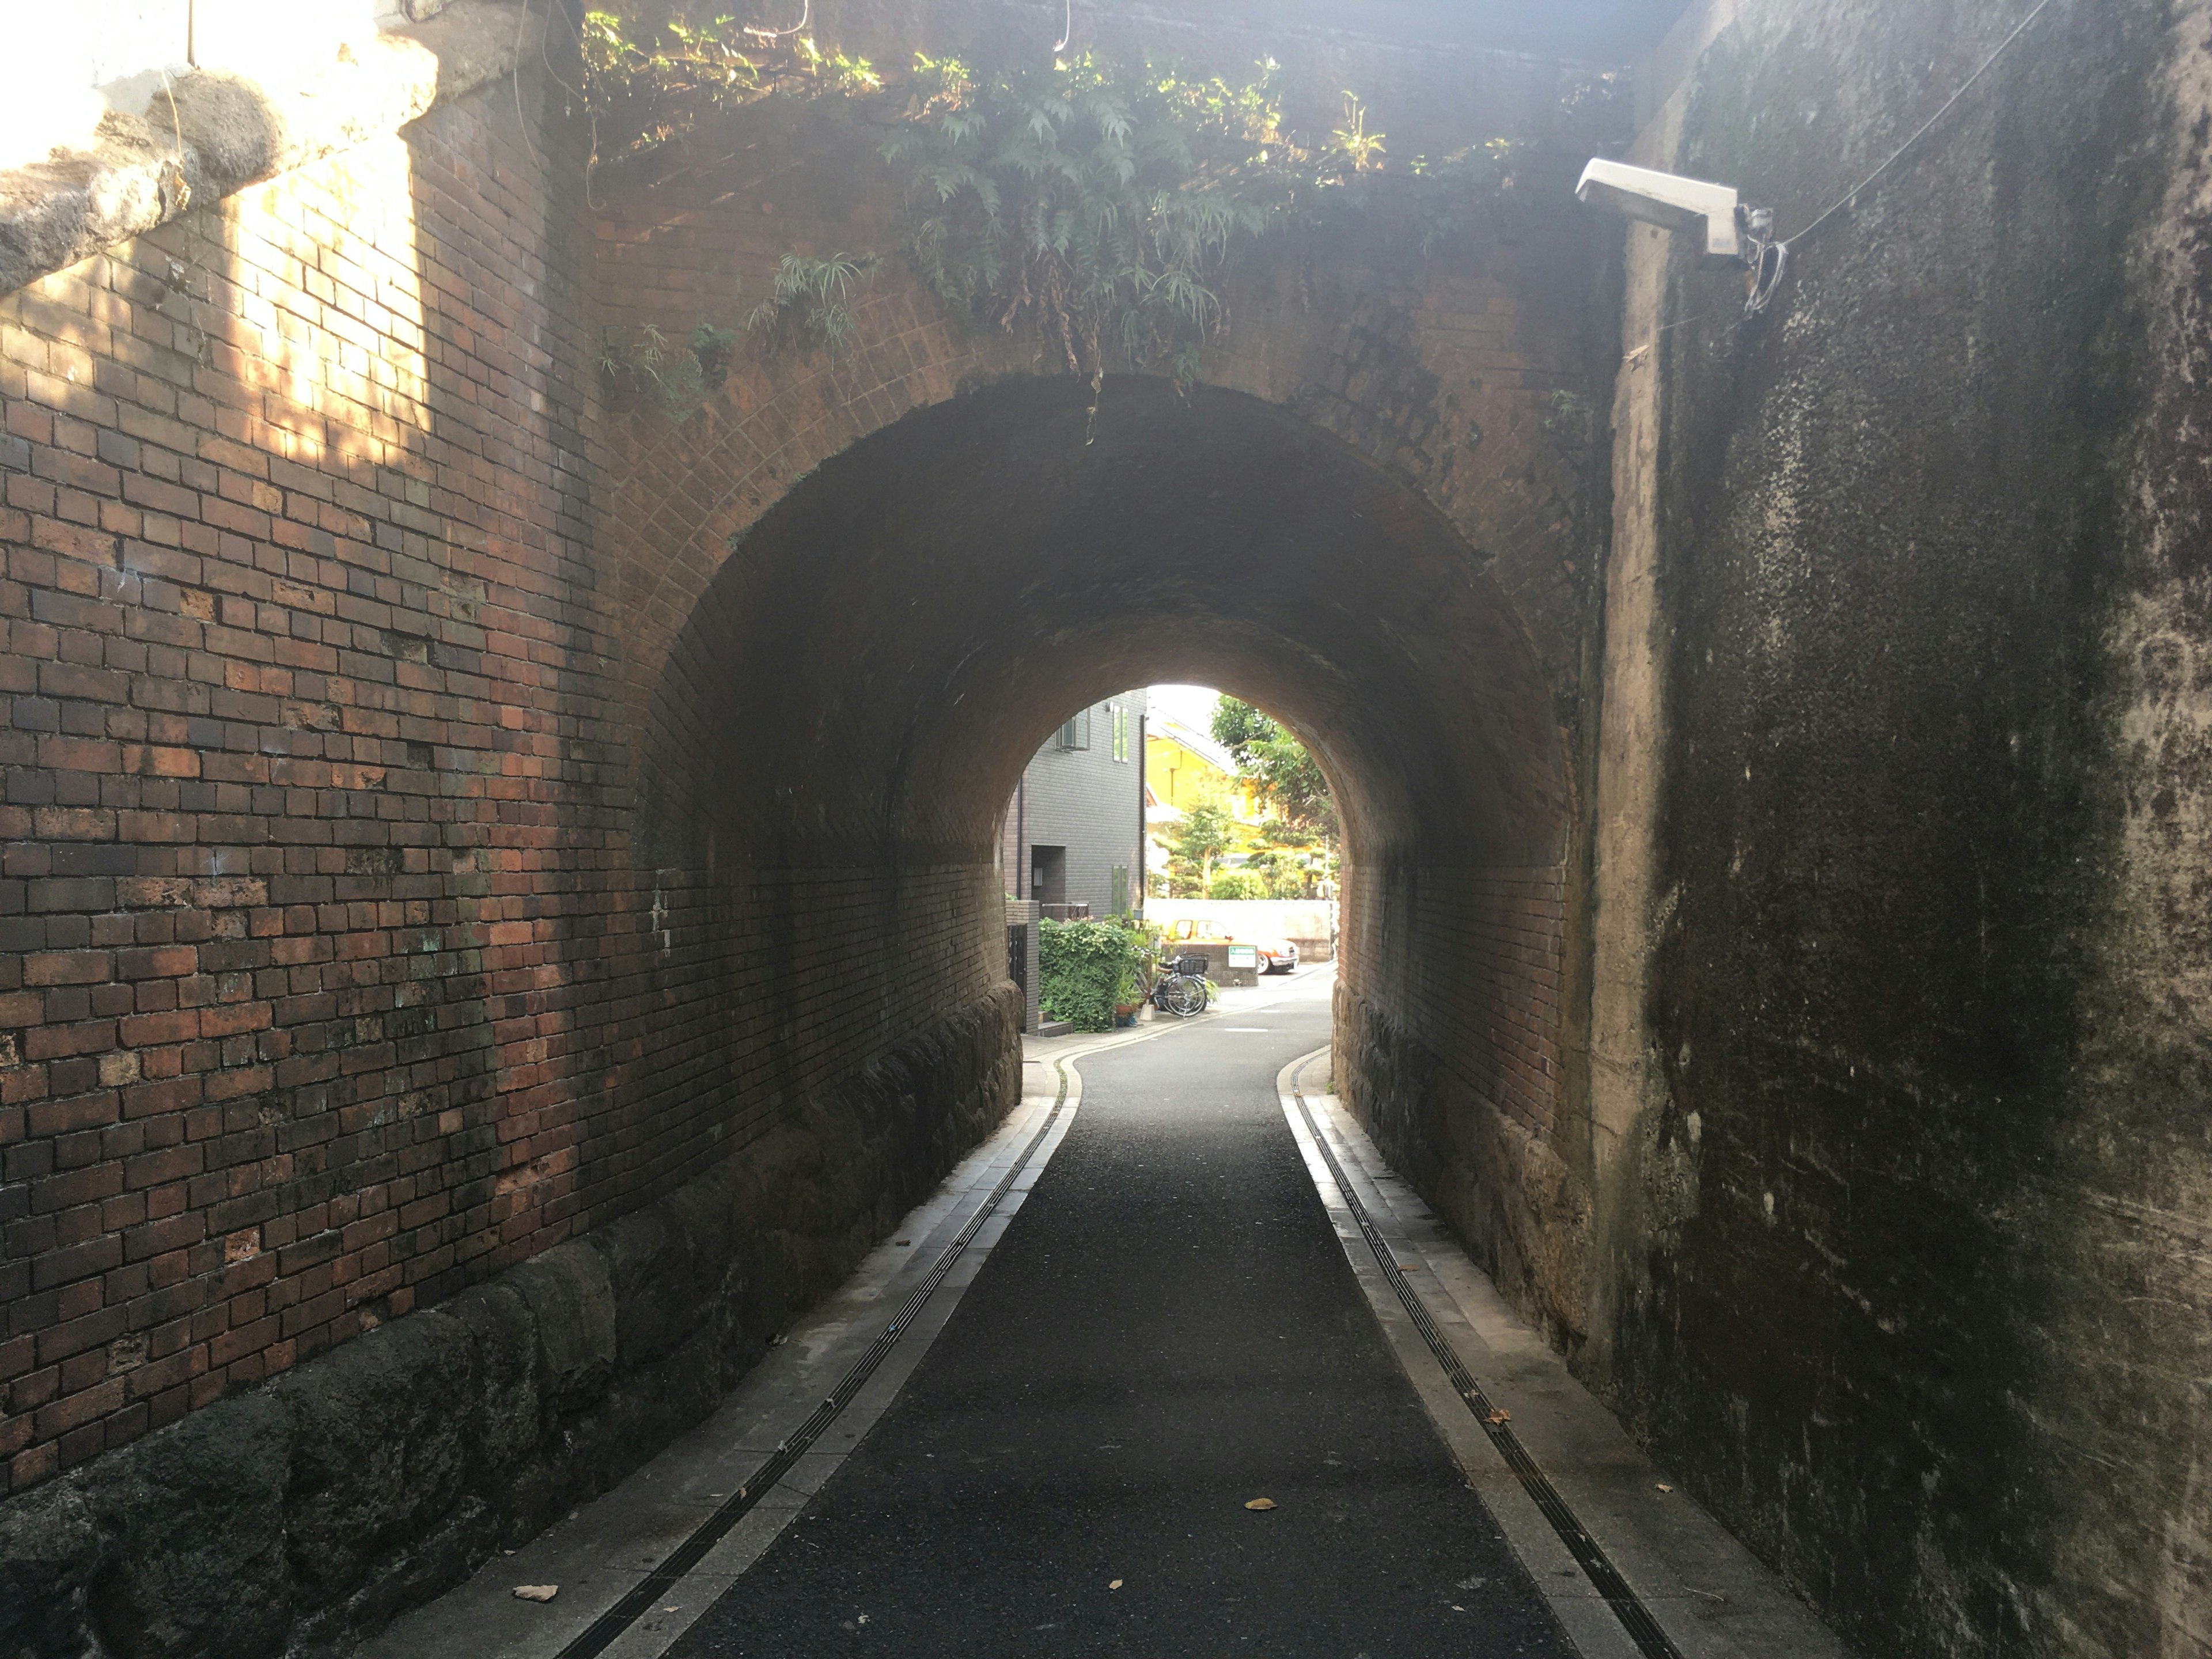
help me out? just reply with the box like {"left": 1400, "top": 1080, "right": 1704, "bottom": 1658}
{"left": 1114, "top": 967, "right": 1143, "bottom": 1027}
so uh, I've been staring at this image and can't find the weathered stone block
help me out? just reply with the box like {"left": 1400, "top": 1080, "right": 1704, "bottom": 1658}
{"left": 276, "top": 1309, "right": 479, "bottom": 1641}
{"left": 507, "top": 1241, "right": 618, "bottom": 1418}
{"left": 0, "top": 1471, "right": 110, "bottom": 1659}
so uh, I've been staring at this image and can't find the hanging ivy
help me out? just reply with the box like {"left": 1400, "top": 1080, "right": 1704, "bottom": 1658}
{"left": 572, "top": 11, "right": 1599, "bottom": 421}
{"left": 884, "top": 52, "right": 1370, "bottom": 397}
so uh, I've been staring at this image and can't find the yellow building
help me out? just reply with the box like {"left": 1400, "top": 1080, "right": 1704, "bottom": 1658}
{"left": 1145, "top": 715, "right": 1262, "bottom": 823}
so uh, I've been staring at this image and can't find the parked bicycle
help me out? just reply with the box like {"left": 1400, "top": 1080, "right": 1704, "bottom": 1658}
{"left": 1150, "top": 954, "right": 1212, "bottom": 1018}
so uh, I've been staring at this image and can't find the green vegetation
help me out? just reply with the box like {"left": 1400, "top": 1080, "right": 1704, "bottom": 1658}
{"left": 1212, "top": 696, "right": 1336, "bottom": 840}
{"left": 1038, "top": 916, "right": 1151, "bottom": 1032}
{"left": 881, "top": 52, "right": 1364, "bottom": 406}
{"left": 578, "top": 10, "right": 879, "bottom": 173}
{"left": 1164, "top": 796, "right": 1238, "bottom": 897}
{"left": 595, "top": 319, "right": 740, "bottom": 419}
{"left": 1206, "top": 869, "right": 1266, "bottom": 900}
{"left": 745, "top": 252, "right": 884, "bottom": 358}
{"left": 1209, "top": 695, "right": 1337, "bottom": 897}
{"left": 573, "top": 10, "right": 1589, "bottom": 422}
{"left": 1244, "top": 849, "right": 1316, "bottom": 899}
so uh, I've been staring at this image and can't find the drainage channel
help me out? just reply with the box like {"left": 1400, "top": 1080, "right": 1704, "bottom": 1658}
{"left": 552, "top": 1065, "right": 1075, "bottom": 1659}
{"left": 1288, "top": 1073, "right": 1685, "bottom": 1659}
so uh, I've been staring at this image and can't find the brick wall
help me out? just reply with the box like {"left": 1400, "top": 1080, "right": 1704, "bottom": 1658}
{"left": 0, "top": 88, "right": 619, "bottom": 1490}
{"left": 0, "top": 74, "right": 1016, "bottom": 1500}
{"left": 1340, "top": 863, "right": 1567, "bottom": 1139}
{"left": 1335, "top": 861, "right": 1587, "bottom": 1339}
{"left": 0, "top": 29, "right": 1618, "bottom": 1520}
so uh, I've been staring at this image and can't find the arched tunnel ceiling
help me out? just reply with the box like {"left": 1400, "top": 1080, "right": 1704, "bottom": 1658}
{"left": 641, "top": 376, "right": 1567, "bottom": 871}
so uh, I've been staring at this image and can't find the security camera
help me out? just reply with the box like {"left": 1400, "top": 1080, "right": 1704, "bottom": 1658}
{"left": 1575, "top": 159, "right": 1749, "bottom": 264}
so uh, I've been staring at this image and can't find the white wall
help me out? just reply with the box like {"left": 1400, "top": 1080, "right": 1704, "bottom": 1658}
{"left": 3, "top": 0, "right": 414, "bottom": 170}
{"left": 1146, "top": 898, "right": 1338, "bottom": 955}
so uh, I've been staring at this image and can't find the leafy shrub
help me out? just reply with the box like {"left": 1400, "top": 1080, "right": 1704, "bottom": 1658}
{"left": 1039, "top": 916, "right": 1146, "bottom": 1032}
{"left": 885, "top": 53, "right": 1317, "bottom": 400}
{"left": 746, "top": 252, "right": 883, "bottom": 358}
{"left": 1207, "top": 870, "right": 1266, "bottom": 900}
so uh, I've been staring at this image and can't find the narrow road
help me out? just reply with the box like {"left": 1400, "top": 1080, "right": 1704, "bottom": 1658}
{"left": 669, "top": 974, "right": 1577, "bottom": 1657}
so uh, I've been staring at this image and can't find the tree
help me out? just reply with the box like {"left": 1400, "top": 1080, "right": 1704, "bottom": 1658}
{"left": 1211, "top": 696, "right": 1338, "bottom": 840}
{"left": 1166, "top": 798, "right": 1238, "bottom": 896}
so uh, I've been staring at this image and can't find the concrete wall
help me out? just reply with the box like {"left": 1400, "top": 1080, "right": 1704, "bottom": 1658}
{"left": 1586, "top": 1, "right": 2212, "bottom": 1653}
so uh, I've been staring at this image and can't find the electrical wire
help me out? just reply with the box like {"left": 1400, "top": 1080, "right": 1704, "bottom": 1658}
{"left": 512, "top": 0, "right": 543, "bottom": 172}
{"left": 1648, "top": 0, "right": 2057, "bottom": 332}
{"left": 743, "top": 0, "right": 810, "bottom": 42}
{"left": 1786, "top": 0, "right": 2056, "bottom": 250}
{"left": 157, "top": 69, "right": 192, "bottom": 214}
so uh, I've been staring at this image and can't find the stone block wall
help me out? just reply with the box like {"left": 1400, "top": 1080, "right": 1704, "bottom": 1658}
{"left": 1586, "top": 1, "right": 2212, "bottom": 1653}
{"left": 0, "top": 983, "right": 1017, "bottom": 1658}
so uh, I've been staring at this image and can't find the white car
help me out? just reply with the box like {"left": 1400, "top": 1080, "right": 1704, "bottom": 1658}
{"left": 1257, "top": 940, "right": 1299, "bottom": 974}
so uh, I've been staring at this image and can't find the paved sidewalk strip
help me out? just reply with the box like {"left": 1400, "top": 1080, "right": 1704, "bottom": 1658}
{"left": 1278, "top": 1050, "right": 1856, "bottom": 1659}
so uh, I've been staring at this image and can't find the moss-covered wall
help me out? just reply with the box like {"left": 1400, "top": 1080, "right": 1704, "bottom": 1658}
{"left": 1595, "top": 1, "right": 2212, "bottom": 1652}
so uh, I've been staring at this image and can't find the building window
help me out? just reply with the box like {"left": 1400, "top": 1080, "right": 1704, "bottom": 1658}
{"left": 1111, "top": 864, "right": 1129, "bottom": 915}
{"left": 1058, "top": 709, "right": 1090, "bottom": 750}
{"left": 1111, "top": 702, "right": 1130, "bottom": 762}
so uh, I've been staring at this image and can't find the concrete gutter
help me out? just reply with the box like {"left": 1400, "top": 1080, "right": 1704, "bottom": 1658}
{"left": 0, "top": 0, "right": 529, "bottom": 300}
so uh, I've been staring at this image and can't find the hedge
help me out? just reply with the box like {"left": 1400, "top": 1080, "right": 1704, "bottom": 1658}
{"left": 1038, "top": 917, "right": 1146, "bottom": 1032}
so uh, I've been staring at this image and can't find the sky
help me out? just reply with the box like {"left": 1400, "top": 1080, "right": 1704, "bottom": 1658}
{"left": 1147, "top": 683, "right": 1225, "bottom": 736}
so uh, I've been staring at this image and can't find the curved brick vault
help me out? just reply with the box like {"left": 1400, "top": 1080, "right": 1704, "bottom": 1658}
{"left": 634, "top": 374, "right": 1567, "bottom": 874}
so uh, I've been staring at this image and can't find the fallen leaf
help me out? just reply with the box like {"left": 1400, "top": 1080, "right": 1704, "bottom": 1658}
{"left": 1656, "top": 1482, "right": 1673, "bottom": 1493}
{"left": 1109, "top": 1580, "right": 1123, "bottom": 1590}
{"left": 1244, "top": 1497, "right": 1277, "bottom": 1511}
{"left": 1485, "top": 1409, "right": 1511, "bottom": 1426}
{"left": 1395, "top": 1262, "right": 1418, "bottom": 1271}
{"left": 513, "top": 1585, "right": 559, "bottom": 1603}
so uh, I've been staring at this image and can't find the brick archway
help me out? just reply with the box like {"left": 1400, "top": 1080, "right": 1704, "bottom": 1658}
{"left": 612, "top": 359, "right": 1594, "bottom": 1339}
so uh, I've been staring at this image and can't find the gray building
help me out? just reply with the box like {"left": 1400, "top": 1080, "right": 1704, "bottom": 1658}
{"left": 1000, "top": 690, "right": 1147, "bottom": 920}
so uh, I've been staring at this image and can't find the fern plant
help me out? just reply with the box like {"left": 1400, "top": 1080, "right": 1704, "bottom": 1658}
{"left": 745, "top": 252, "right": 884, "bottom": 359}
{"left": 599, "top": 320, "right": 738, "bottom": 419}
{"left": 581, "top": 12, "right": 765, "bottom": 167}
{"left": 883, "top": 53, "right": 1346, "bottom": 402}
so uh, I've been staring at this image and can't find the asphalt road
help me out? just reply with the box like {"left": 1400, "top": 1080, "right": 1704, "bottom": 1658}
{"left": 668, "top": 974, "right": 1578, "bottom": 1658}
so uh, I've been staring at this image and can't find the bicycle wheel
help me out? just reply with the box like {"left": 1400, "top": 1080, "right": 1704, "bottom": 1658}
{"left": 1162, "top": 975, "right": 1206, "bottom": 1017}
